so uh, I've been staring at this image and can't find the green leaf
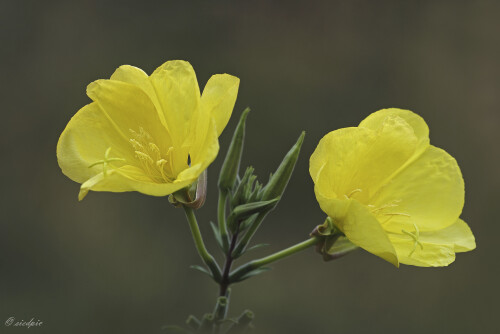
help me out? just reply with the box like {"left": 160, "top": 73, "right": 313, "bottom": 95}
{"left": 227, "top": 198, "right": 279, "bottom": 232}
{"left": 209, "top": 221, "right": 223, "bottom": 250}
{"left": 231, "top": 267, "right": 271, "bottom": 283}
{"left": 238, "top": 214, "right": 257, "bottom": 232}
{"left": 190, "top": 265, "right": 212, "bottom": 278}
{"left": 245, "top": 243, "right": 270, "bottom": 253}
{"left": 218, "top": 108, "right": 250, "bottom": 191}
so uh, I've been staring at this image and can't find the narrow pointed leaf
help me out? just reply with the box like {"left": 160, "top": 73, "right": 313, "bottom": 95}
{"left": 231, "top": 267, "right": 271, "bottom": 283}
{"left": 209, "top": 221, "right": 224, "bottom": 250}
{"left": 190, "top": 265, "right": 212, "bottom": 278}
{"left": 227, "top": 198, "right": 279, "bottom": 231}
{"left": 238, "top": 214, "right": 258, "bottom": 232}
{"left": 244, "top": 243, "right": 270, "bottom": 253}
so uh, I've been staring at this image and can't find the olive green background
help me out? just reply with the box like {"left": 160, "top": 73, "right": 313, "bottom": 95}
{"left": 1, "top": 1, "right": 499, "bottom": 333}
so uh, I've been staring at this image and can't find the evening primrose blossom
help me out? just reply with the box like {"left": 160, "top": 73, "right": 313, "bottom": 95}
{"left": 57, "top": 60, "right": 239, "bottom": 200}
{"left": 310, "top": 108, "right": 475, "bottom": 267}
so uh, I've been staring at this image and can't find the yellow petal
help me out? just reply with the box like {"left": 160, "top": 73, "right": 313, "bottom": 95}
{"left": 57, "top": 102, "right": 134, "bottom": 183}
{"left": 79, "top": 165, "right": 194, "bottom": 200}
{"left": 310, "top": 115, "right": 418, "bottom": 203}
{"left": 359, "top": 108, "right": 430, "bottom": 154}
{"left": 188, "top": 118, "right": 220, "bottom": 173}
{"left": 315, "top": 170, "right": 398, "bottom": 266}
{"left": 110, "top": 65, "right": 169, "bottom": 131}
{"left": 201, "top": 74, "right": 240, "bottom": 136}
{"left": 371, "top": 145, "right": 464, "bottom": 232}
{"left": 389, "top": 219, "right": 473, "bottom": 267}
{"left": 389, "top": 234, "right": 456, "bottom": 267}
{"left": 87, "top": 79, "right": 171, "bottom": 150}
{"left": 149, "top": 60, "right": 200, "bottom": 146}
{"left": 419, "top": 218, "right": 476, "bottom": 253}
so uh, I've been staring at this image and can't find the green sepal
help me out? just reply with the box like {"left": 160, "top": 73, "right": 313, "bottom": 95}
{"left": 230, "top": 166, "right": 254, "bottom": 208}
{"left": 170, "top": 171, "right": 207, "bottom": 209}
{"left": 310, "top": 217, "right": 339, "bottom": 237}
{"left": 218, "top": 108, "right": 250, "bottom": 191}
{"left": 248, "top": 182, "right": 262, "bottom": 203}
{"left": 227, "top": 198, "right": 280, "bottom": 233}
{"left": 311, "top": 217, "right": 359, "bottom": 261}
{"left": 242, "top": 174, "right": 257, "bottom": 202}
{"left": 231, "top": 267, "right": 271, "bottom": 283}
{"left": 260, "top": 132, "right": 305, "bottom": 201}
{"left": 322, "top": 236, "right": 359, "bottom": 261}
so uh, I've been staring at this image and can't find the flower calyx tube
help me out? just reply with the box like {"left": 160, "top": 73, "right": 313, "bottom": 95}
{"left": 311, "top": 217, "right": 359, "bottom": 261}
{"left": 169, "top": 170, "right": 208, "bottom": 209}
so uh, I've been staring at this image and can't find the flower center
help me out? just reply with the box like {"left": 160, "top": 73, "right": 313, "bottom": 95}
{"left": 129, "top": 127, "right": 176, "bottom": 183}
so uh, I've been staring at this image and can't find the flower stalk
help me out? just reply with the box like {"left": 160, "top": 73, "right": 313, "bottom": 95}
{"left": 229, "top": 237, "right": 319, "bottom": 282}
{"left": 183, "top": 206, "right": 222, "bottom": 282}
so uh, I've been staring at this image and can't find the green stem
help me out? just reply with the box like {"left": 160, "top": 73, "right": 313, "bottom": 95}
{"left": 183, "top": 206, "right": 222, "bottom": 282}
{"left": 218, "top": 191, "right": 230, "bottom": 251}
{"left": 229, "top": 236, "right": 319, "bottom": 282}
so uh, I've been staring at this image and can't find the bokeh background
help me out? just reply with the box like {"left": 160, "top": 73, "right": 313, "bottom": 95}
{"left": 1, "top": 1, "right": 499, "bottom": 333}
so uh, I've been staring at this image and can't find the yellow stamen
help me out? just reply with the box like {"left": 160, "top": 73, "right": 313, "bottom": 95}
{"left": 346, "top": 188, "right": 362, "bottom": 199}
{"left": 128, "top": 128, "right": 179, "bottom": 183}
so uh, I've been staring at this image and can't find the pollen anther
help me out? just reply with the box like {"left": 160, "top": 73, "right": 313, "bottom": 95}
{"left": 129, "top": 127, "right": 178, "bottom": 183}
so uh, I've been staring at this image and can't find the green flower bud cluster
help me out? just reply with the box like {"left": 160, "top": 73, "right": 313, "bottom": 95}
{"left": 217, "top": 108, "right": 305, "bottom": 258}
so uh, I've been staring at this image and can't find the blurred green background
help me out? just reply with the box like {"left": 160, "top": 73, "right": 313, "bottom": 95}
{"left": 1, "top": 1, "right": 499, "bottom": 333}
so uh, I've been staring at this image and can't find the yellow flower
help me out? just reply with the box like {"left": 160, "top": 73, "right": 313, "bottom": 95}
{"left": 310, "top": 108, "right": 475, "bottom": 267}
{"left": 57, "top": 60, "right": 239, "bottom": 200}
